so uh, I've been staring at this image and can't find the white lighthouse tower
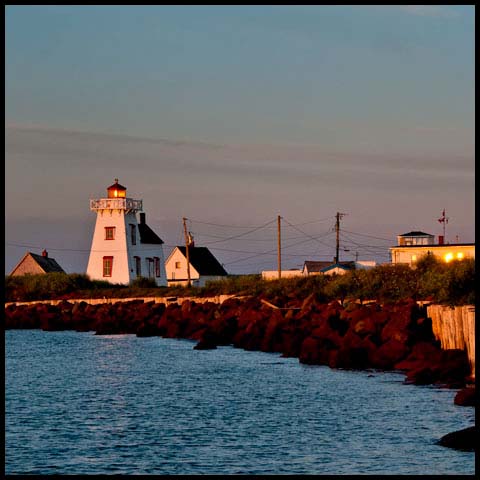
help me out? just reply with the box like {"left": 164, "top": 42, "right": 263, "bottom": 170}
{"left": 86, "top": 179, "right": 167, "bottom": 286}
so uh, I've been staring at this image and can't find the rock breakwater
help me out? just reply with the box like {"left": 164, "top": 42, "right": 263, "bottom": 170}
{"left": 4, "top": 297, "right": 471, "bottom": 389}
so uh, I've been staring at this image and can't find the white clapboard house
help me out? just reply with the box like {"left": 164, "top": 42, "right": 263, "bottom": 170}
{"left": 165, "top": 245, "right": 228, "bottom": 287}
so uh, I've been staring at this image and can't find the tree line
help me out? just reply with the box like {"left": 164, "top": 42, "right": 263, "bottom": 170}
{"left": 5, "top": 255, "right": 475, "bottom": 306}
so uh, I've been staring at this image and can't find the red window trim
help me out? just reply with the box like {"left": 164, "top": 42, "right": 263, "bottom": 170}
{"left": 105, "top": 226, "right": 115, "bottom": 240}
{"left": 103, "top": 256, "right": 113, "bottom": 277}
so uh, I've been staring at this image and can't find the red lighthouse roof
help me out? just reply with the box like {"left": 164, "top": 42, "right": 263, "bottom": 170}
{"left": 107, "top": 179, "right": 127, "bottom": 198}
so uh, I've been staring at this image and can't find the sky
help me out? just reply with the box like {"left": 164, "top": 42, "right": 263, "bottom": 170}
{"left": 5, "top": 5, "right": 475, "bottom": 275}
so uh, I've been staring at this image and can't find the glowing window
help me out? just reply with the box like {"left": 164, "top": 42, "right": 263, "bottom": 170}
{"left": 444, "top": 252, "right": 454, "bottom": 263}
{"left": 411, "top": 255, "right": 417, "bottom": 262}
{"left": 456, "top": 252, "right": 464, "bottom": 260}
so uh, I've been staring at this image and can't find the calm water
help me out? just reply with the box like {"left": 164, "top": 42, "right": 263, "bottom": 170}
{"left": 5, "top": 330, "right": 475, "bottom": 475}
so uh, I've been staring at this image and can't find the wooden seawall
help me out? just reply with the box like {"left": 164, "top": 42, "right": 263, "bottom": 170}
{"left": 427, "top": 305, "right": 475, "bottom": 379}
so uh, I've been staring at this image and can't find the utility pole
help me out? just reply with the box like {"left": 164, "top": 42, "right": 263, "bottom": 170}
{"left": 277, "top": 215, "right": 282, "bottom": 279}
{"left": 334, "top": 212, "right": 346, "bottom": 264}
{"left": 182, "top": 217, "right": 191, "bottom": 287}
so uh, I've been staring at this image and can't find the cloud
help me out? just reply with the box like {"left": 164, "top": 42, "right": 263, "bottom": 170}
{"left": 396, "top": 5, "right": 461, "bottom": 18}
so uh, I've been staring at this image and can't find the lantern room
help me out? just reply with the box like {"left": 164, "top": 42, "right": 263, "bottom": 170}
{"left": 107, "top": 179, "right": 127, "bottom": 198}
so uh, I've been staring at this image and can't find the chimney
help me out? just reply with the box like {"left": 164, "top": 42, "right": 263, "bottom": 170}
{"left": 438, "top": 235, "right": 444, "bottom": 245}
{"left": 42, "top": 249, "right": 48, "bottom": 258}
{"left": 140, "top": 213, "right": 146, "bottom": 224}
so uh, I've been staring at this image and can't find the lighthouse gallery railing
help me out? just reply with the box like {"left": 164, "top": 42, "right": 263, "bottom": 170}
{"left": 90, "top": 198, "right": 143, "bottom": 212}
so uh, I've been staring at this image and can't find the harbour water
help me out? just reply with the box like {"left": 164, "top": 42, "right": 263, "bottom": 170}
{"left": 5, "top": 330, "right": 475, "bottom": 475}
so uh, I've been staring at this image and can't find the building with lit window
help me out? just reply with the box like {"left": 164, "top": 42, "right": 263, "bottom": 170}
{"left": 389, "top": 231, "right": 475, "bottom": 266}
{"left": 86, "top": 179, "right": 167, "bottom": 285}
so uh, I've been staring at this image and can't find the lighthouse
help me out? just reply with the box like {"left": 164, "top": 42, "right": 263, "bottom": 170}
{"left": 86, "top": 179, "right": 167, "bottom": 286}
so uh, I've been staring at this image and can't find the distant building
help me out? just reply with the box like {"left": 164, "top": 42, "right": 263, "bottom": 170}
{"left": 390, "top": 231, "right": 475, "bottom": 266}
{"left": 261, "top": 259, "right": 376, "bottom": 280}
{"left": 165, "top": 246, "right": 228, "bottom": 287}
{"left": 354, "top": 260, "right": 377, "bottom": 270}
{"left": 396, "top": 231, "right": 435, "bottom": 246}
{"left": 302, "top": 261, "right": 332, "bottom": 276}
{"left": 86, "top": 179, "right": 167, "bottom": 286}
{"left": 320, "top": 261, "right": 356, "bottom": 276}
{"left": 9, "top": 250, "right": 65, "bottom": 276}
{"left": 261, "top": 269, "right": 303, "bottom": 280}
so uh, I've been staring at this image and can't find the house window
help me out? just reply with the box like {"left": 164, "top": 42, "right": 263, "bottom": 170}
{"left": 134, "top": 256, "right": 141, "bottom": 277}
{"left": 175, "top": 261, "right": 181, "bottom": 269}
{"left": 154, "top": 257, "right": 161, "bottom": 277}
{"left": 103, "top": 256, "right": 113, "bottom": 277}
{"left": 146, "top": 258, "right": 154, "bottom": 278}
{"left": 130, "top": 224, "right": 136, "bottom": 245}
{"left": 105, "top": 227, "right": 115, "bottom": 240}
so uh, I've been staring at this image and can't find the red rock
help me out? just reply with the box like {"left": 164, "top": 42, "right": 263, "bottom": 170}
{"left": 438, "top": 426, "right": 476, "bottom": 451}
{"left": 454, "top": 387, "right": 476, "bottom": 406}
{"left": 299, "top": 336, "right": 322, "bottom": 365}
{"left": 404, "top": 366, "right": 437, "bottom": 385}
{"left": 370, "top": 338, "right": 410, "bottom": 370}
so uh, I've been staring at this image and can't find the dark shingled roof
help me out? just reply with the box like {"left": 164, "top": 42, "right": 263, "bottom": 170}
{"left": 399, "top": 231, "right": 433, "bottom": 237}
{"left": 303, "top": 260, "right": 333, "bottom": 272}
{"left": 29, "top": 252, "right": 66, "bottom": 273}
{"left": 138, "top": 223, "right": 164, "bottom": 244}
{"left": 177, "top": 246, "right": 228, "bottom": 276}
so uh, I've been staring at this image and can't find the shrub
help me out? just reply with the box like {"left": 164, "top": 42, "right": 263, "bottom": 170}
{"left": 130, "top": 277, "right": 158, "bottom": 289}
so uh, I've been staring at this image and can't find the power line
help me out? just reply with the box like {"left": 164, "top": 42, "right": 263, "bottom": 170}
{"left": 6, "top": 242, "right": 91, "bottom": 252}
{"left": 339, "top": 232, "right": 390, "bottom": 258}
{"left": 282, "top": 217, "right": 336, "bottom": 249}
{"left": 190, "top": 231, "right": 310, "bottom": 242}
{"left": 341, "top": 228, "right": 393, "bottom": 243}
{"left": 188, "top": 218, "right": 275, "bottom": 229}
{"left": 287, "top": 216, "right": 334, "bottom": 227}
{"left": 201, "top": 219, "right": 277, "bottom": 245}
